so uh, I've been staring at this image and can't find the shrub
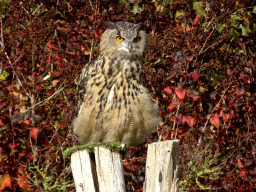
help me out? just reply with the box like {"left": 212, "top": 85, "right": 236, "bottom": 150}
{"left": 0, "top": 0, "right": 255, "bottom": 191}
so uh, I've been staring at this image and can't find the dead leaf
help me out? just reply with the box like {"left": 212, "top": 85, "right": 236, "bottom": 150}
{"left": 0, "top": 174, "right": 12, "bottom": 191}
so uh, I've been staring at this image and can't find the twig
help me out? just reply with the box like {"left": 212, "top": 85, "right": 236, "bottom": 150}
{"left": 32, "top": 3, "right": 44, "bottom": 24}
{"left": 55, "top": 128, "right": 72, "bottom": 155}
{"left": 0, "top": 61, "right": 2, "bottom": 75}
{"left": 173, "top": 102, "right": 181, "bottom": 140}
{"left": 204, "top": 17, "right": 215, "bottom": 32}
{"left": 89, "top": 39, "right": 94, "bottom": 62}
{"left": 199, "top": 40, "right": 220, "bottom": 55}
{"left": 0, "top": 17, "right": 3, "bottom": 75}
{"left": 32, "top": 3, "right": 43, "bottom": 15}
{"left": 198, "top": 81, "right": 233, "bottom": 145}
{"left": 198, "top": 27, "right": 215, "bottom": 55}
{"left": 25, "top": 85, "right": 67, "bottom": 112}
{"left": 0, "top": 18, "right": 32, "bottom": 99}
{"left": 62, "top": 90, "right": 71, "bottom": 108}
{"left": 20, "top": 2, "right": 30, "bottom": 16}
{"left": 49, "top": 124, "right": 60, "bottom": 144}
{"left": 0, "top": 17, "right": 3, "bottom": 47}
{"left": 88, "top": 0, "right": 93, "bottom": 9}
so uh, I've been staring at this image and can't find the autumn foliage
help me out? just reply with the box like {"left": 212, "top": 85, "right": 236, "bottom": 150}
{"left": 0, "top": 0, "right": 256, "bottom": 191}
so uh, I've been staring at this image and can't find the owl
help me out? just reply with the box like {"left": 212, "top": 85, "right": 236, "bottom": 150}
{"left": 73, "top": 21, "right": 162, "bottom": 146}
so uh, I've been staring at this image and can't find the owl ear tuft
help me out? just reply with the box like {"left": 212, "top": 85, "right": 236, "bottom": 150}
{"left": 104, "top": 22, "right": 119, "bottom": 30}
{"left": 136, "top": 23, "right": 145, "bottom": 31}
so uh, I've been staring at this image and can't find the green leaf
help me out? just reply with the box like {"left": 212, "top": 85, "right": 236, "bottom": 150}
{"left": 132, "top": 4, "right": 143, "bottom": 14}
{"left": 193, "top": 1, "right": 207, "bottom": 18}
{"left": 175, "top": 10, "right": 185, "bottom": 19}
{"left": 0, "top": 71, "right": 9, "bottom": 81}
{"left": 239, "top": 24, "right": 249, "bottom": 36}
{"left": 217, "top": 23, "right": 226, "bottom": 33}
{"left": 230, "top": 28, "right": 239, "bottom": 44}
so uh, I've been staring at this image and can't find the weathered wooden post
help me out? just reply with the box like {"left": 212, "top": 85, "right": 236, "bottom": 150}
{"left": 94, "top": 147, "right": 126, "bottom": 192}
{"left": 144, "top": 140, "right": 180, "bottom": 192}
{"left": 71, "top": 150, "right": 97, "bottom": 192}
{"left": 71, "top": 147, "right": 126, "bottom": 192}
{"left": 70, "top": 140, "right": 180, "bottom": 192}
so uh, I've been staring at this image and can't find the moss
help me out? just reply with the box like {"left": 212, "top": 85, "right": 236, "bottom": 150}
{"left": 63, "top": 141, "right": 128, "bottom": 158}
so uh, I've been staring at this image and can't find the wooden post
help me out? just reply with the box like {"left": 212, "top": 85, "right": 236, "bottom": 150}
{"left": 71, "top": 150, "right": 97, "bottom": 192}
{"left": 144, "top": 140, "right": 180, "bottom": 192}
{"left": 94, "top": 147, "right": 126, "bottom": 192}
{"left": 70, "top": 140, "right": 180, "bottom": 192}
{"left": 71, "top": 147, "right": 125, "bottom": 192}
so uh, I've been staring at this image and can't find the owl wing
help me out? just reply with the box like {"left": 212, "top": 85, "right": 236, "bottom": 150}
{"left": 76, "top": 58, "right": 98, "bottom": 111}
{"left": 139, "top": 70, "right": 147, "bottom": 87}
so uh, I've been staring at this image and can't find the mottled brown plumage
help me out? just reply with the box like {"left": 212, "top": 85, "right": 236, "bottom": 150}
{"left": 73, "top": 21, "right": 161, "bottom": 146}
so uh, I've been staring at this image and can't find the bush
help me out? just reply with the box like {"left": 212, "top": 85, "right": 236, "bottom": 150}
{"left": 0, "top": 0, "right": 255, "bottom": 191}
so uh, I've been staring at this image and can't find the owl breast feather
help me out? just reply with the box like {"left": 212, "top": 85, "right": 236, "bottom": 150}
{"left": 73, "top": 55, "right": 162, "bottom": 146}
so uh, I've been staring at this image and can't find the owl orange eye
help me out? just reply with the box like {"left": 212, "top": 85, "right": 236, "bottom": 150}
{"left": 116, "top": 36, "right": 124, "bottom": 42}
{"left": 134, "top": 36, "right": 140, "bottom": 42}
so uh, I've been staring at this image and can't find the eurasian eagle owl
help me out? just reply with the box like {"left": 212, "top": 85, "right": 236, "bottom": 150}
{"left": 73, "top": 21, "right": 162, "bottom": 146}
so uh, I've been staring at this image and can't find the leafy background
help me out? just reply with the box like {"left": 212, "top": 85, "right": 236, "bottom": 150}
{"left": 0, "top": 0, "right": 256, "bottom": 191}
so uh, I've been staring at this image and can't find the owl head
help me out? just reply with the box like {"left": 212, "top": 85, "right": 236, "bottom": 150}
{"left": 100, "top": 21, "right": 149, "bottom": 59}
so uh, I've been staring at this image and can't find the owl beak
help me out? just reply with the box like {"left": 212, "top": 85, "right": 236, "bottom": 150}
{"left": 119, "top": 42, "right": 132, "bottom": 53}
{"left": 126, "top": 42, "right": 132, "bottom": 52}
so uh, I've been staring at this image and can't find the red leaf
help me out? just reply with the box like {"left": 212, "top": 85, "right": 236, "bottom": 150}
{"left": 95, "top": 28, "right": 103, "bottom": 38}
{"left": 50, "top": 71, "right": 61, "bottom": 77}
{"left": 167, "top": 104, "right": 176, "bottom": 112}
{"left": 174, "top": 114, "right": 183, "bottom": 124}
{"left": 0, "top": 119, "right": 4, "bottom": 126}
{"left": 47, "top": 55, "right": 51, "bottom": 64}
{"left": 182, "top": 116, "right": 195, "bottom": 127}
{"left": 19, "top": 152, "right": 25, "bottom": 159}
{"left": 192, "top": 13, "right": 199, "bottom": 23}
{"left": 239, "top": 169, "right": 246, "bottom": 177}
{"left": 167, "top": 100, "right": 179, "bottom": 112}
{"left": 163, "top": 130, "right": 171, "bottom": 141}
{"left": 190, "top": 71, "right": 200, "bottom": 81}
{"left": 9, "top": 143, "right": 17, "bottom": 149}
{"left": 36, "top": 84, "right": 43, "bottom": 92}
{"left": 173, "top": 1, "right": 183, "bottom": 4}
{"left": 236, "top": 87, "right": 245, "bottom": 97}
{"left": 186, "top": 56, "right": 193, "bottom": 62}
{"left": 22, "top": 120, "right": 31, "bottom": 126}
{"left": 46, "top": 42, "right": 59, "bottom": 51}
{"left": 175, "top": 128, "right": 183, "bottom": 134}
{"left": 0, "top": 155, "right": 6, "bottom": 165}
{"left": 188, "top": 92, "right": 200, "bottom": 102}
{"left": 17, "top": 66, "right": 22, "bottom": 70}
{"left": 90, "top": 13, "right": 95, "bottom": 21}
{"left": 28, "top": 75, "right": 33, "bottom": 81}
{"left": 43, "top": 138, "right": 50, "bottom": 147}
{"left": 249, "top": 170, "right": 256, "bottom": 175}
{"left": 30, "top": 127, "right": 40, "bottom": 140}
{"left": 209, "top": 114, "right": 220, "bottom": 128}
{"left": 0, "top": 174, "right": 12, "bottom": 190}
{"left": 227, "top": 68, "right": 234, "bottom": 76}
{"left": 17, "top": 175, "right": 31, "bottom": 189}
{"left": 0, "top": 102, "right": 7, "bottom": 111}
{"left": 175, "top": 87, "right": 186, "bottom": 100}
{"left": 18, "top": 166, "right": 24, "bottom": 174}
{"left": 222, "top": 113, "right": 232, "bottom": 123}
{"left": 237, "top": 159, "right": 244, "bottom": 168}
{"left": 164, "top": 87, "right": 172, "bottom": 95}
{"left": 55, "top": 54, "right": 62, "bottom": 60}
{"left": 57, "top": 61, "right": 64, "bottom": 67}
